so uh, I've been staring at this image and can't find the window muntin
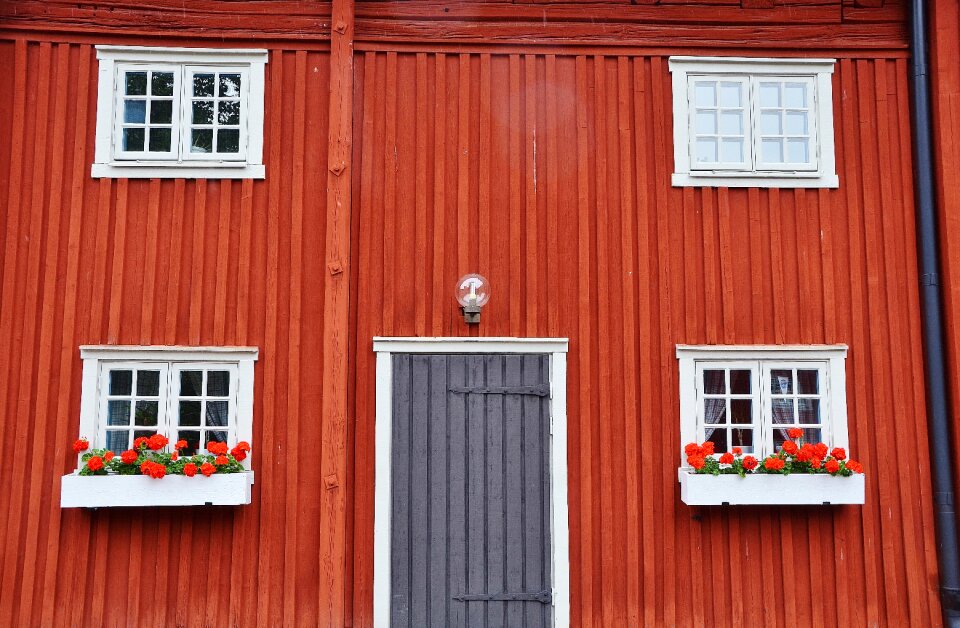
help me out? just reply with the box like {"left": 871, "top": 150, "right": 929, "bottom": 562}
{"left": 669, "top": 57, "right": 837, "bottom": 188}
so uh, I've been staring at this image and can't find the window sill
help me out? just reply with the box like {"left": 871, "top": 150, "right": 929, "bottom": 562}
{"left": 672, "top": 172, "right": 839, "bottom": 189}
{"left": 678, "top": 470, "right": 864, "bottom": 505}
{"left": 91, "top": 162, "right": 265, "bottom": 180}
{"left": 60, "top": 471, "right": 254, "bottom": 507}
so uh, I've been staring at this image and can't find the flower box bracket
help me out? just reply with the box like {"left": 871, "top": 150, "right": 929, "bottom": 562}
{"left": 679, "top": 470, "right": 865, "bottom": 506}
{"left": 60, "top": 471, "right": 255, "bottom": 508}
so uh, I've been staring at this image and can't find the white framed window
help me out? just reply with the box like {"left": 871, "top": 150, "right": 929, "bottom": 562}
{"left": 77, "top": 346, "right": 258, "bottom": 467}
{"left": 677, "top": 345, "right": 848, "bottom": 466}
{"left": 669, "top": 57, "right": 838, "bottom": 188}
{"left": 92, "top": 46, "right": 267, "bottom": 179}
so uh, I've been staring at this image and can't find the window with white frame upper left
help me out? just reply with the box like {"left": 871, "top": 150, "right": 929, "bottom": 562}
{"left": 92, "top": 46, "right": 267, "bottom": 179}
{"left": 76, "top": 346, "right": 258, "bottom": 466}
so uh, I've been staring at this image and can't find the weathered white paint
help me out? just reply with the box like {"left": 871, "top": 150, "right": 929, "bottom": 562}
{"left": 679, "top": 471, "right": 865, "bottom": 505}
{"left": 60, "top": 471, "right": 255, "bottom": 507}
{"left": 372, "top": 337, "right": 570, "bottom": 628}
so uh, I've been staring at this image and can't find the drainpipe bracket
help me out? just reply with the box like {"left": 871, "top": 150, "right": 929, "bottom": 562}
{"left": 942, "top": 587, "right": 960, "bottom": 613}
{"left": 922, "top": 272, "right": 940, "bottom": 286}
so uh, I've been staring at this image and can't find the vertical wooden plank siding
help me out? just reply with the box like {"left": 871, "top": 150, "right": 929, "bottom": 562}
{"left": 349, "top": 51, "right": 941, "bottom": 627}
{"left": 0, "top": 35, "right": 944, "bottom": 628}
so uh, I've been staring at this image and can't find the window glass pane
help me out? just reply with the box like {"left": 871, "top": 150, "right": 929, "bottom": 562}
{"left": 134, "top": 400, "right": 159, "bottom": 426}
{"left": 110, "top": 370, "right": 132, "bottom": 395}
{"left": 772, "top": 425, "right": 791, "bottom": 445}
{"left": 797, "top": 369, "right": 819, "bottom": 394}
{"left": 149, "top": 128, "right": 172, "bottom": 152}
{"left": 702, "top": 370, "right": 725, "bottom": 394}
{"left": 123, "top": 128, "right": 145, "bottom": 152}
{"left": 133, "top": 429, "right": 154, "bottom": 441}
{"left": 125, "top": 72, "right": 147, "bottom": 96}
{"left": 762, "top": 139, "right": 783, "bottom": 163}
{"left": 785, "top": 111, "right": 808, "bottom": 135}
{"left": 800, "top": 427, "right": 822, "bottom": 443}
{"left": 696, "top": 138, "right": 717, "bottom": 164}
{"left": 178, "top": 430, "right": 201, "bottom": 455}
{"left": 770, "top": 369, "right": 793, "bottom": 394}
{"left": 207, "top": 371, "right": 230, "bottom": 396}
{"left": 731, "top": 399, "right": 752, "bottom": 424}
{"left": 219, "top": 74, "right": 242, "bottom": 97}
{"left": 106, "top": 431, "right": 130, "bottom": 453}
{"left": 719, "top": 111, "right": 742, "bottom": 135}
{"left": 798, "top": 398, "right": 821, "bottom": 424}
{"left": 206, "top": 431, "right": 228, "bottom": 447}
{"left": 772, "top": 398, "right": 794, "bottom": 424}
{"left": 151, "top": 72, "right": 174, "bottom": 96}
{"left": 137, "top": 370, "right": 160, "bottom": 396}
{"left": 706, "top": 429, "right": 727, "bottom": 452}
{"left": 218, "top": 100, "right": 240, "bottom": 125}
{"left": 150, "top": 100, "right": 173, "bottom": 124}
{"left": 191, "top": 129, "right": 213, "bottom": 153}
{"left": 759, "top": 83, "right": 780, "bottom": 107}
{"left": 218, "top": 129, "right": 240, "bottom": 153}
{"left": 694, "top": 82, "right": 716, "bottom": 107}
{"left": 124, "top": 100, "right": 146, "bottom": 124}
{"left": 784, "top": 83, "right": 807, "bottom": 108}
{"left": 108, "top": 400, "right": 130, "bottom": 426}
{"left": 695, "top": 112, "right": 716, "bottom": 135}
{"left": 193, "top": 73, "right": 215, "bottom": 97}
{"left": 718, "top": 82, "right": 741, "bottom": 107}
{"left": 180, "top": 371, "right": 203, "bottom": 396}
{"left": 704, "top": 398, "right": 727, "bottom": 424}
{"left": 731, "top": 428, "right": 753, "bottom": 451}
{"left": 720, "top": 139, "right": 743, "bottom": 163}
{"left": 760, "top": 111, "right": 781, "bottom": 135}
{"left": 730, "top": 370, "right": 751, "bottom": 394}
{"left": 206, "top": 400, "right": 229, "bottom": 427}
{"left": 193, "top": 101, "right": 214, "bottom": 125}
{"left": 179, "top": 400, "right": 201, "bottom": 426}
{"left": 786, "top": 139, "right": 809, "bottom": 164}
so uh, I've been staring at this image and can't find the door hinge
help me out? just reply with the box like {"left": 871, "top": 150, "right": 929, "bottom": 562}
{"left": 449, "top": 384, "right": 550, "bottom": 397}
{"left": 454, "top": 589, "right": 553, "bottom": 604}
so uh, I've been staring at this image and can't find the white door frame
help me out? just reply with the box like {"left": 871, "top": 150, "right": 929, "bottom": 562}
{"left": 372, "top": 337, "right": 570, "bottom": 628}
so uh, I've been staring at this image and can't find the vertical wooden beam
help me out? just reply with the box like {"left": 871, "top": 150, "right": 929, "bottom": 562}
{"left": 321, "top": 1, "right": 353, "bottom": 625}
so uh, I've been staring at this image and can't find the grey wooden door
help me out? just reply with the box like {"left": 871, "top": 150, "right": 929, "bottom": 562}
{"left": 391, "top": 353, "right": 553, "bottom": 628}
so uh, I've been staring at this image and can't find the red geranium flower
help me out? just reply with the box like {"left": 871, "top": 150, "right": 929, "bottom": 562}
{"left": 684, "top": 443, "right": 700, "bottom": 457}
{"left": 72, "top": 438, "right": 89, "bottom": 454}
{"left": 787, "top": 427, "right": 803, "bottom": 440}
{"left": 742, "top": 456, "right": 758, "bottom": 471}
{"left": 87, "top": 456, "right": 104, "bottom": 472}
{"left": 782, "top": 441, "right": 799, "bottom": 455}
{"left": 846, "top": 459, "right": 863, "bottom": 474}
{"left": 825, "top": 459, "right": 840, "bottom": 474}
{"left": 796, "top": 443, "right": 814, "bottom": 463}
{"left": 133, "top": 436, "right": 148, "bottom": 450}
{"left": 701, "top": 441, "right": 715, "bottom": 456}
{"left": 215, "top": 455, "right": 229, "bottom": 466}
{"left": 121, "top": 449, "right": 138, "bottom": 465}
{"left": 183, "top": 463, "right": 198, "bottom": 477}
{"left": 230, "top": 446, "right": 247, "bottom": 462}
{"left": 687, "top": 455, "right": 706, "bottom": 470}
{"left": 147, "top": 434, "right": 169, "bottom": 451}
{"left": 764, "top": 457, "right": 785, "bottom": 471}
{"left": 104, "top": 451, "right": 115, "bottom": 462}
{"left": 171, "top": 451, "right": 178, "bottom": 461}
{"left": 811, "top": 458, "right": 822, "bottom": 470}
{"left": 831, "top": 447, "right": 846, "bottom": 461}
{"left": 200, "top": 462, "right": 216, "bottom": 477}
{"left": 235, "top": 441, "right": 251, "bottom": 452}
{"left": 719, "top": 452, "right": 735, "bottom": 465}
{"left": 731, "top": 447, "right": 743, "bottom": 456}
{"left": 814, "top": 442, "right": 828, "bottom": 459}
{"left": 174, "top": 439, "right": 188, "bottom": 450}
{"left": 207, "top": 441, "right": 228, "bottom": 455}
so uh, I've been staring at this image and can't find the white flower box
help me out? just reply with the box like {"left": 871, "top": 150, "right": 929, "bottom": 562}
{"left": 60, "top": 471, "right": 255, "bottom": 507}
{"left": 679, "top": 470, "right": 865, "bottom": 506}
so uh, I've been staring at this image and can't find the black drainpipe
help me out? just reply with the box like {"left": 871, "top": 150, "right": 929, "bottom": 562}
{"left": 910, "top": 0, "right": 960, "bottom": 624}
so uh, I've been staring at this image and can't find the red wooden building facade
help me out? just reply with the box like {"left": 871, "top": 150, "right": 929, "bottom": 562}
{"left": 0, "top": 0, "right": 955, "bottom": 626}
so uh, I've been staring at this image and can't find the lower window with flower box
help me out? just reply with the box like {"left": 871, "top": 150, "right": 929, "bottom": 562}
{"left": 60, "top": 346, "right": 257, "bottom": 508}
{"left": 676, "top": 345, "right": 865, "bottom": 506}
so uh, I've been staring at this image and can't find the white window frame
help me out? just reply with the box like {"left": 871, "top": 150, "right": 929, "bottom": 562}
{"left": 371, "top": 337, "right": 571, "bottom": 628}
{"left": 676, "top": 345, "right": 848, "bottom": 471}
{"left": 92, "top": 46, "right": 267, "bottom": 179}
{"left": 77, "top": 346, "right": 258, "bottom": 470}
{"left": 669, "top": 57, "right": 838, "bottom": 188}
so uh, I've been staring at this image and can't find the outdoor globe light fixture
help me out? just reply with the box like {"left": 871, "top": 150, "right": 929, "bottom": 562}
{"left": 455, "top": 273, "right": 490, "bottom": 324}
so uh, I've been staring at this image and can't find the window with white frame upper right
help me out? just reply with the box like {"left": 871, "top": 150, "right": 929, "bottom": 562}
{"left": 677, "top": 346, "right": 849, "bottom": 463}
{"left": 669, "top": 57, "right": 838, "bottom": 189}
